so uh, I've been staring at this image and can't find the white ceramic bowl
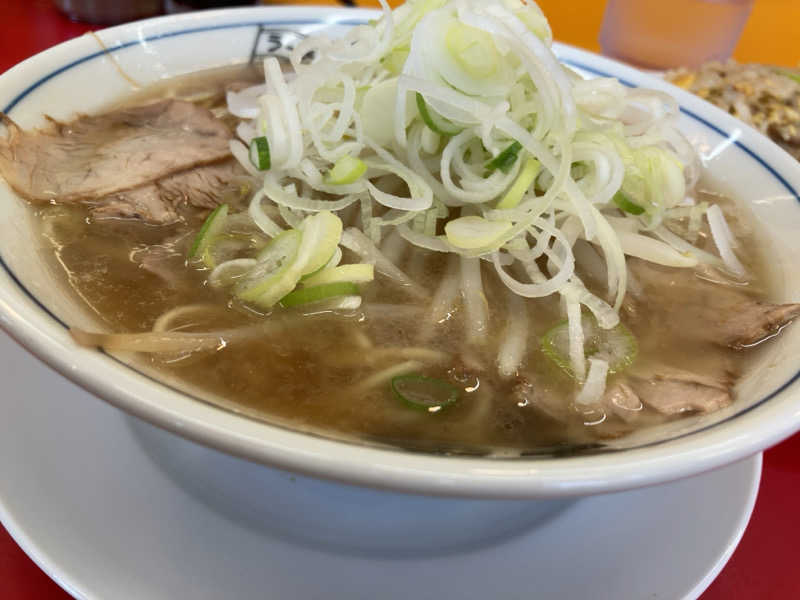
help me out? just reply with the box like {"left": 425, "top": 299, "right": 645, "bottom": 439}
{"left": 1, "top": 6, "right": 799, "bottom": 498}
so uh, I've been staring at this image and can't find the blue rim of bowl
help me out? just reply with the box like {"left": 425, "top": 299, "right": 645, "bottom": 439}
{"left": 1, "top": 15, "right": 799, "bottom": 458}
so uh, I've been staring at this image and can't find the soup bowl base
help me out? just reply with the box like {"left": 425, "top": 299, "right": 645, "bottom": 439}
{"left": 128, "top": 416, "right": 576, "bottom": 559}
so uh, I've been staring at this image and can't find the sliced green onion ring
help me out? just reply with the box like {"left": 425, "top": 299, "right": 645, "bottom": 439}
{"left": 485, "top": 141, "right": 522, "bottom": 174}
{"left": 234, "top": 229, "right": 301, "bottom": 303}
{"left": 496, "top": 157, "right": 541, "bottom": 209}
{"left": 201, "top": 234, "right": 253, "bottom": 270}
{"left": 445, "top": 215, "right": 513, "bottom": 249}
{"left": 279, "top": 281, "right": 360, "bottom": 308}
{"left": 326, "top": 155, "right": 368, "bottom": 185}
{"left": 445, "top": 22, "right": 500, "bottom": 79}
{"left": 415, "top": 92, "right": 464, "bottom": 136}
{"left": 303, "top": 263, "right": 374, "bottom": 287}
{"left": 188, "top": 203, "right": 229, "bottom": 263}
{"left": 296, "top": 211, "right": 344, "bottom": 276}
{"left": 612, "top": 190, "right": 646, "bottom": 216}
{"left": 391, "top": 374, "right": 460, "bottom": 412}
{"left": 208, "top": 258, "right": 257, "bottom": 288}
{"left": 541, "top": 314, "right": 638, "bottom": 380}
{"left": 382, "top": 47, "right": 410, "bottom": 76}
{"left": 249, "top": 136, "right": 271, "bottom": 171}
{"left": 300, "top": 247, "right": 341, "bottom": 281}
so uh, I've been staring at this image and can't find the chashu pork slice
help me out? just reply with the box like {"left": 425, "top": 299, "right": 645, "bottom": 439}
{"left": 626, "top": 367, "right": 733, "bottom": 415}
{"left": 0, "top": 99, "right": 233, "bottom": 222}
{"left": 90, "top": 159, "right": 244, "bottom": 223}
{"left": 627, "top": 258, "right": 800, "bottom": 348}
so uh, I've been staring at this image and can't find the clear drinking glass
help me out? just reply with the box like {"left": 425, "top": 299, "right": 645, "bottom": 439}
{"left": 599, "top": 0, "right": 754, "bottom": 69}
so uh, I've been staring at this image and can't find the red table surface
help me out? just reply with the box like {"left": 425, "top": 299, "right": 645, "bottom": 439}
{"left": 2, "top": 1, "right": 800, "bottom": 598}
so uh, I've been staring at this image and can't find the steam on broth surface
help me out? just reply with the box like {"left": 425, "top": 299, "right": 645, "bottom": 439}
{"left": 5, "top": 1, "right": 800, "bottom": 456}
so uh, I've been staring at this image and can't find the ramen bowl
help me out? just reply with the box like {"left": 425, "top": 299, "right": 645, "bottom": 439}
{"left": 1, "top": 6, "right": 799, "bottom": 499}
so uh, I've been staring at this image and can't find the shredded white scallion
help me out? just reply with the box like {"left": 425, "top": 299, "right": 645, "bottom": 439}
{"left": 706, "top": 204, "right": 747, "bottom": 278}
{"left": 575, "top": 358, "right": 610, "bottom": 405}
{"left": 218, "top": 0, "right": 738, "bottom": 398}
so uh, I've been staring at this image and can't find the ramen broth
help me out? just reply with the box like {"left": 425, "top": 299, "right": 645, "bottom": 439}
{"left": 28, "top": 67, "right": 779, "bottom": 456}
